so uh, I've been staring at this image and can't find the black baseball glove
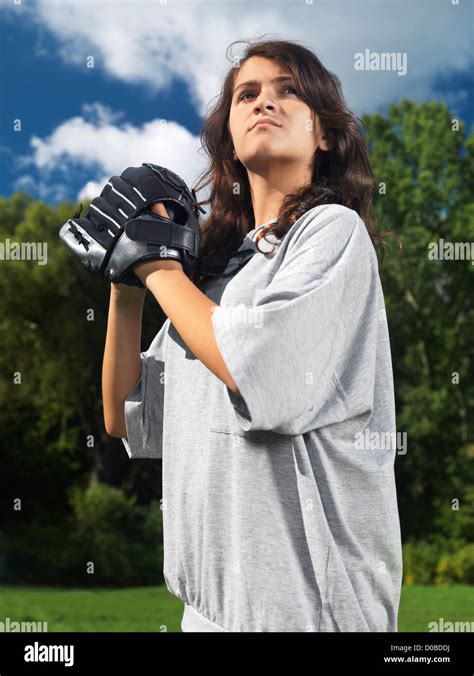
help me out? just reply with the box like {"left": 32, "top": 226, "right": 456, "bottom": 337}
{"left": 58, "top": 163, "right": 205, "bottom": 287}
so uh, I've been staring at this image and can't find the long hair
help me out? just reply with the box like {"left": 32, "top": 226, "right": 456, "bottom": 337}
{"left": 191, "top": 37, "right": 391, "bottom": 285}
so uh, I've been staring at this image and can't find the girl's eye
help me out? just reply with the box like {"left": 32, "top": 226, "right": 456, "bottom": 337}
{"left": 238, "top": 86, "right": 298, "bottom": 102}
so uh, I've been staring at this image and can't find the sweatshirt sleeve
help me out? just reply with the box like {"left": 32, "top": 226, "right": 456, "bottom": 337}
{"left": 210, "top": 205, "right": 366, "bottom": 434}
{"left": 121, "top": 318, "right": 170, "bottom": 459}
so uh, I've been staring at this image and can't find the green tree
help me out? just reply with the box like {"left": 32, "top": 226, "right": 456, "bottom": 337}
{"left": 0, "top": 193, "right": 166, "bottom": 524}
{"left": 362, "top": 99, "right": 474, "bottom": 539}
{"left": 0, "top": 100, "right": 472, "bottom": 585}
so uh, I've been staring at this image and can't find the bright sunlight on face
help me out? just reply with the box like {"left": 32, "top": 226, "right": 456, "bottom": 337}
{"left": 228, "top": 56, "right": 326, "bottom": 175}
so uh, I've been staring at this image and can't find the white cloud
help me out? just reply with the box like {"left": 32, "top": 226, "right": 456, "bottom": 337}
{"left": 13, "top": 173, "right": 70, "bottom": 203}
{"left": 16, "top": 102, "right": 207, "bottom": 203}
{"left": 4, "top": 0, "right": 471, "bottom": 204}
{"left": 6, "top": 0, "right": 472, "bottom": 117}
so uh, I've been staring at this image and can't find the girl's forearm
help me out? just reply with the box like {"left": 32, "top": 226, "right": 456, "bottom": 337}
{"left": 102, "top": 285, "right": 146, "bottom": 436}
{"left": 137, "top": 261, "right": 239, "bottom": 395}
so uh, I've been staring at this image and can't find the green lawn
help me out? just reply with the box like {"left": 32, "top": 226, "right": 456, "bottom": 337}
{"left": 398, "top": 584, "right": 474, "bottom": 632}
{"left": 0, "top": 585, "right": 183, "bottom": 632}
{"left": 0, "top": 585, "right": 472, "bottom": 632}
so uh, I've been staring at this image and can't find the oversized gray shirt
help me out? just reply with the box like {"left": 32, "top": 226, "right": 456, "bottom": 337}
{"left": 121, "top": 204, "right": 403, "bottom": 632}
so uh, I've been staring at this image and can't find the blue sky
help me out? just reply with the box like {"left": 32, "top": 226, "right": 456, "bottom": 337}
{"left": 0, "top": 0, "right": 472, "bottom": 207}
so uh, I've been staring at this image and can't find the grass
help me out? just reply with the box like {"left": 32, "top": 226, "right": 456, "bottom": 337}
{"left": 398, "top": 584, "right": 474, "bottom": 632}
{"left": 0, "top": 585, "right": 473, "bottom": 632}
{"left": 0, "top": 585, "right": 183, "bottom": 632}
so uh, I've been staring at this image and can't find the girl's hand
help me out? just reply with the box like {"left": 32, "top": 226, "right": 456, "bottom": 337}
{"left": 150, "top": 201, "right": 170, "bottom": 220}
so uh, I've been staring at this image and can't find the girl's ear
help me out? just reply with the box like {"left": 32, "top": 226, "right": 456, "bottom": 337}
{"left": 319, "top": 134, "right": 331, "bottom": 152}
{"left": 312, "top": 110, "right": 331, "bottom": 152}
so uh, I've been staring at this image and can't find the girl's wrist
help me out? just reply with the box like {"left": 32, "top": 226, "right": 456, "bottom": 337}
{"left": 135, "top": 258, "right": 183, "bottom": 285}
{"left": 110, "top": 282, "right": 147, "bottom": 304}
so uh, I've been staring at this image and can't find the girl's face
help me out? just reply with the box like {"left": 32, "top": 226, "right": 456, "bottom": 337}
{"left": 228, "top": 56, "right": 328, "bottom": 173}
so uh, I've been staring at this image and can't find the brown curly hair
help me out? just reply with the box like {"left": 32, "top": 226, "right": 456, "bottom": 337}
{"left": 191, "top": 36, "right": 391, "bottom": 285}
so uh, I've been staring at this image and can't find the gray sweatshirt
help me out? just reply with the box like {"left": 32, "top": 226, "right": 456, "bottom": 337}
{"left": 121, "top": 204, "right": 403, "bottom": 632}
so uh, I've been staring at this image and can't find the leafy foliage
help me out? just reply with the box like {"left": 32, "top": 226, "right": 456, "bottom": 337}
{"left": 0, "top": 100, "right": 472, "bottom": 584}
